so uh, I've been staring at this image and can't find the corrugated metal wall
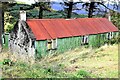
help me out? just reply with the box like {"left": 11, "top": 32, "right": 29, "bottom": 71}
{"left": 35, "top": 40, "right": 47, "bottom": 58}
{"left": 89, "top": 34, "right": 106, "bottom": 48}
{"left": 34, "top": 32, "right": 118, "bottom": 58}
{"left": 35, "top": 36, "right": 81, "bottom": 58}
{"left": 57, "top": 37, "right": 81, "bottom": 53}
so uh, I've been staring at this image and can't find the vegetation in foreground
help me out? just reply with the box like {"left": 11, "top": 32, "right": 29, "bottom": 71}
{"left": 0, "top": 44, "right": 118, "bottom": 78}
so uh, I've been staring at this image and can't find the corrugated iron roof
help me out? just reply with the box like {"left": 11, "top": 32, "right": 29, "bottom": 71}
{"left": 26, "top": 18, "right": 119, "bottom": 40}
{"left": 50, "top": 19, "right": 73, "bottom": 38}
{"left": 27, "top": 20, "right": 52, "bottom": 40}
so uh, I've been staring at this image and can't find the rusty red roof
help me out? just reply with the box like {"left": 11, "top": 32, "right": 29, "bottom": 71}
{"left": 26, "top": 18, "right": 119, "bottom": 40}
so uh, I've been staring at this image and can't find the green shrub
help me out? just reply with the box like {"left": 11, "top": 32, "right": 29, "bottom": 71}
{"left": 17, "top": 62, "right": 27, "bottom": 67}
{"left": 110, "top": 37, "right": 119, "bottom": 44}
{"left": 3, "top": 59, "right": 13, "bottom": 66}
{"left": 104, "top": 34, "right": 119, "bottom": 45}
{"left": 76, "top": 70, "right": 90, "bottom": 78}
{"left": 44, "top": 68, "right": 53, "bottom": 74}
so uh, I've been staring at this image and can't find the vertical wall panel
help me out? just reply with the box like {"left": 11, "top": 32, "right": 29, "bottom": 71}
{"left": 57, "top": 36, "right": 81, "bottom": 53}
{"left": 35, "top": 40, "right": 47, "bottom": 58}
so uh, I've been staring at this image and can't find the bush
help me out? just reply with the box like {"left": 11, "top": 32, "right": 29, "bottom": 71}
{"left": 104, "top": 36, "right": 119, "bottom": 45}
{"left": 76, "top": 70, "right": 90, "bottom": 78}
{"left": 3, "top": 59, "right": 12, "bottom": 66}
{"left": 44, "top": 68, "right": 53, "bottom": 74}
{"left": 110, "top": 36, "right": 119, "bottom": 44}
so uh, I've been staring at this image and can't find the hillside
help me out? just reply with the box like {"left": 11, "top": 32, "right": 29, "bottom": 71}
{"left": 0, "top": 44, "right": 118, "bottom": 78}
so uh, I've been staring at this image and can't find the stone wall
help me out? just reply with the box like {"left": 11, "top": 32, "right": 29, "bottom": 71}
{"left": 9, "top": 21, "right": 35, "bottom": 59}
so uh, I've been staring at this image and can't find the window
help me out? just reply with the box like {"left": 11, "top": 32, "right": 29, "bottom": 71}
{"left": 47, "top": 39, "right": 57, "bottom": 50}
{"left": 81, "top": 35, "right": 88, "bottom": 45}
{"left": 2, "top": 34, "right": 5, "bottom": 45}
{"left": 47, "top": 40, "right": 52, "bottom": 50}
{"left": 107, "top": 32, "right": 113, "bottom": 40}
{"left": 52, "top": 39, "right": 57, "bottom": 49}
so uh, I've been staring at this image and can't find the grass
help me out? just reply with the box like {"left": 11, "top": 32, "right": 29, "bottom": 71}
{"left": 0, "top": 44, "right": 118, "bottom": 78}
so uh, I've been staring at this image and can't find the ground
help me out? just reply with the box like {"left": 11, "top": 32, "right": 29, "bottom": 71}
{"left": 0, "top": 44, "right": 118, "bottom": 78}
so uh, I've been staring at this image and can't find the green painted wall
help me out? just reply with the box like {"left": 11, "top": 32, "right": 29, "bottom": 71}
{"left": 35, "top": 36, "right": 82, "bottom": 58}
{"left": 35, "top": 32, "right": 119, "bottom": 58}
{"left": 89, "top": 33, "right": 106, "bottom": 48}
{"left": 57, "top": 36, "right": 81, "bottom": 53}
{"left": 35, "top": 40, "right": 47, "bottom": 58}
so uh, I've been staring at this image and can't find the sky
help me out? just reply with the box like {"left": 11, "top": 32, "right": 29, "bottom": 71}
{"left": 15, "top": 0, "right": 120, "bottom": 13}
{"left": 15, "top": 0, "right": 120, "bottom": 4}
{"left": 16, "top": 0, "right": 35, "bottom": 4}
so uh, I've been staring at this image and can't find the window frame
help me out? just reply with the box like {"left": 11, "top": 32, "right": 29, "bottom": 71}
{"left": 2, "top": 34, "right": 5, "bottom": 45}
{"left": 81, "top": 35, "right": 89, "bottom": 45}
{"left": 52, "top": 38, "right": 57, "bottom": 49}
{"left": 47, "top": 39, "right": 52, "bottom": 50}
{"left": 47, "top": 39, "right": 58, "bottom": 50}
{"left": 106, "top": 32, "right": 113, "bottom": 40}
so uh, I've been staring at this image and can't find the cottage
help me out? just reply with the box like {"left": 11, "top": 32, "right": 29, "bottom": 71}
{"left": 9, "top": 11, "right": 119, "bottom": 58}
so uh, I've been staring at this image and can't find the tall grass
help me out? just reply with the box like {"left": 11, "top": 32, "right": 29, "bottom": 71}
{"left": 0, "top": 44, "right": 118, "bottom": 78}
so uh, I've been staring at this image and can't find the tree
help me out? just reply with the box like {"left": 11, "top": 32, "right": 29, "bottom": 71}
{"left": 88, "top": 2, "right": 95, "bottom": 18}
{"left": 63, "top": 0, "right": 74, "bottom": 18}
{"left": 62, "top": 0, "right": 82, "bottom": 18}
{"left": 0, "top": 1, "right": 16, "bottom": 52}
{"left": 61, "top": 0, "right": 120, "bottom": 18}
{"left": 32, "top": 1, "right": 51, "bottom": 19}
{"left": 0, "top": 2, "right": 3, "bottom": 52}
{"left": 111, "top": 11, "right": 120, "bottom": 30}
{"left": 5, "top": 3, "right": 33, "bottom": 32}
{"left": 82, "top": 2, "right": 104, "bottom": 18}
{"left": 82, "top": 1, "right": 120, "bottom": 18}
{"left": 19, "top": 1, "right": 52, "bottom": 19}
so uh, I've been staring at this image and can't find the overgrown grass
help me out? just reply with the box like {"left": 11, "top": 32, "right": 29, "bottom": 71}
{"left": 0, "top": 44, "right": 118, "bottom": 78}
